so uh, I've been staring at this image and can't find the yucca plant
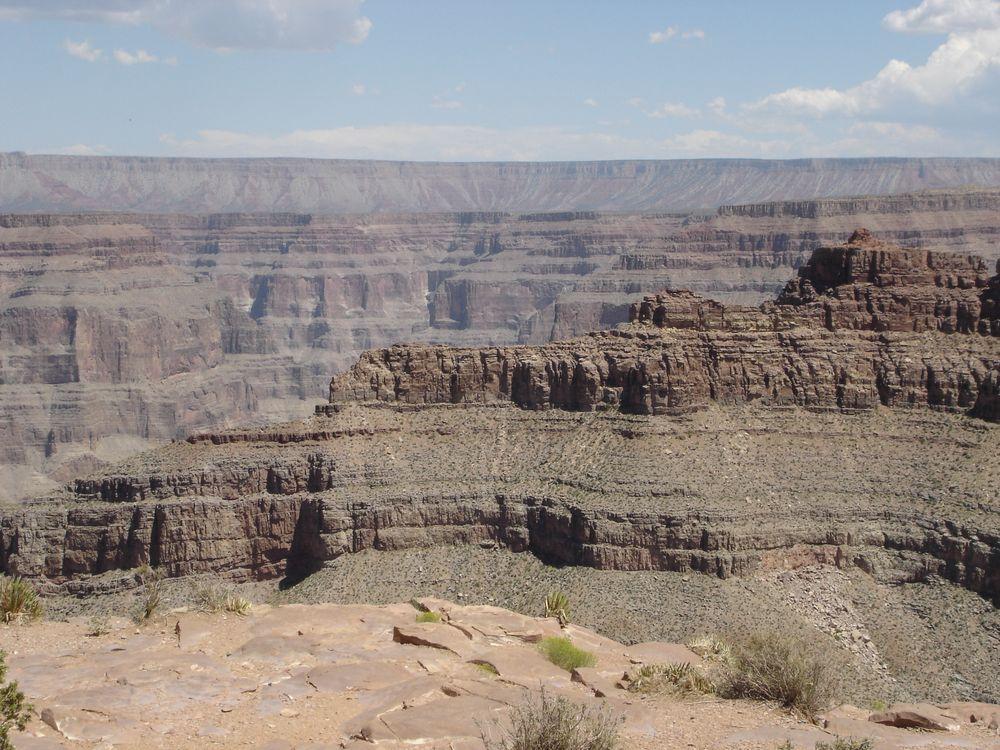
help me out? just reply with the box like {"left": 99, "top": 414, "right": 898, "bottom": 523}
{"left": 0, "top": 577, "right": 42, "bottom": 624}
{"left": 544, "top": 591, "right": 571, "bottom": 624}
{"left": 223, "top": 593, "right": 251, "bottom": 616}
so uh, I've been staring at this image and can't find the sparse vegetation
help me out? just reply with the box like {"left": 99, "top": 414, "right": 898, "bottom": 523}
{"left": 0, "top": 577, "right": 42, "bottom": 624}
{"left": 86, "top": 614, "right": 111, "bottom": 636}
{"left": 870, "top": 698, "right": 887, "bottom": 712}
{"left": 538, "top": 637, "right": 596, "bottom": 672}
{"left": 481, "top": 689, "right": 621, "bottom": 750}
{"left": 473, "top": 661, "right": 499, "bottom": 676}
{"left": 815, "top": 739, "right": 873, "bottom": 750}
{"left": 224, "top": 593, "right": 251, "bottom": 616}
{"left": 544, "top": 591, "right": 571, "bottom": 624}
{"left": 192, "top": 581, "right": 251, "bottom": 616}
{"left": 716, "top": 633, "right": 837, "bottom": 719}
{"left": 133, "top": 566, "right": 163, "bottom": 623}
{"left": 626, "top": 662, "right": 714, "bottom": 697}
{"left": 0, "top": 651, "right": 32, "bottom": 750}
{"left": 687, "top": 634, "right": 732, "bottom": 663}
{"left": 416, "top": 610, "right": 442, "bottom": 623}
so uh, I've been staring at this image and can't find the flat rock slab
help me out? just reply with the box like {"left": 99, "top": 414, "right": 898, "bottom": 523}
{"left": 306, "top": 661, "right": 416, "bottom": 693}
{"left": 871, "top": 703, "right": 963, "bottom": 732}
{"left": 376, "top": 695, "right": 506, "bottom": 743}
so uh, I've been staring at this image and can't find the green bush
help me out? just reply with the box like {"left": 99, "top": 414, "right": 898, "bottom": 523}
{"left": 416, "top": 611, "right": 442, "bottom": 623}
{"left": 0, "top": 651, "right": 32, "bottom": 750}
{"left": 717, "top": 633, "right": 837, "bottom": 719}
{"left": 544, "top": 591, "right": 571, "bottom": 624}
{"left": 0, "top": 577, "right": 41, "bottom": 624}
{"left": 538, "top": 637, "right": 596, "bottom": 672}
{"left": 626, "top": 662, "right": 714, "bottom": 697}
{"left": 481, "top": 689, "right": 621, "bottom": 750}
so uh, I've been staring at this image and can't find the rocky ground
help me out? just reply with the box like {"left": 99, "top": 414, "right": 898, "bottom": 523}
{"left": 3, "top": 596, "right": 998, "bottom": 750}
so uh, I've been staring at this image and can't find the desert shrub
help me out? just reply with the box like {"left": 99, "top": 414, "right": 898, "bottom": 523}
{"left": 133, "top": 567, "right": 163, "bottom": 623}
{"left": 687, "top": 634, "right": 732, "bottom": 663}
{"left": 481, "top": 689, "right": 621, "bottom": 750}
{"left": 626, "top": 662, "right": 714, "bottom": 697}
{"left": 192, "top": 582, "right": 226, "bottom": 612}
{"left": 870, "top": 698, "right": 887, "bottom": 712}
{"left": 224, "top": 593, "right": 251, "bottom": 616}
{"left": 716, "top": 633, "right": 837, "bottom": 719}
{"left": 192, "top": 582, "right": 251, "bottom": 617}
{"left": 86, "top": 614, "right": 111, "bottom": 636}
{"left": 0, "top": 577, "right": 42, "bottom": 624}
{"left": 0, "top": 651, "right": 32, "bottom": 750}
{"left": 416, "top": 611, "right": 442, "bottom": 623}
{"left": 538, "top": 637, "right": 596, "bottom": 672}
{"left": 544, "top": 591, "right": 571, "bottom": 624}
{"left": 815, "top": 739, "right": 873, "bottom": 750}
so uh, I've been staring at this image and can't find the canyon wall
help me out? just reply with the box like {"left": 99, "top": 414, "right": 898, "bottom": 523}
{"left": 3, "top": 195, "right": 1000, "bottom": 500}
{"left": 0, "top": 237, "right": 996, "bottom": 602}
{"left": 5, "top": 153, "right": 1000, "bottom": 213}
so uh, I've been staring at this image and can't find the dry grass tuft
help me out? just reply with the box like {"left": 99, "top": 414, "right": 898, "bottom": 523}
{"left": 481, "top": 689, "right": 621, "bottom": 750}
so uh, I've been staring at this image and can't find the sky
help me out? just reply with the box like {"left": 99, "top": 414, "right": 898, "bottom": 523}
{"left": 1, "top": 0, "right": 998, "bottom": 161}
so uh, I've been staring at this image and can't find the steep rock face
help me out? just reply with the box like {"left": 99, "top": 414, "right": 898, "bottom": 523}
{"left": 775, "top": 229, "right": 996, "bottom": 334}
{"left": 2, "top": 407, "right": 997, "bottom": 605}
{"left": 4, "top": 198, "right": 1000, "bottom": 500}
{"left": 5, "top": 153, "right": 1000, "bottom": 213}
{"left": 328, "top": 235, "right": 1000, "bottom": 419}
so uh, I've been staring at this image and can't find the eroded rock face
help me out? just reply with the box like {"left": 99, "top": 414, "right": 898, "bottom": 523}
{"left": 2, "top": 236, "right": 998, "bottom": 600}
{"left": 329, "top": 235, "right": 999, "bottom": 419}
{"left": 4, "top": 196, "right": 1000, "bottom": 500}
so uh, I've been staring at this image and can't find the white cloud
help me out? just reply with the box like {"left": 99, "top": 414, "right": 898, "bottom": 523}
{"left": 583, "top": 98, "right": 598, "bottom": 107}
{"left": 1, "top": 1, "right": 372, "bottom": 51}
{"left": 883, "top": 0, "right": 1000, "bottom": 33}
{"left": 113, "top": 48, "right": 157, "bottom": 65}
{"left": 649, "top": 27, "right": 677, "bottom": 43}
{"left": 63, "top": 38, "right": 102, "bottom": 62}
{"left": 750, "top": 2, "right": 1000, "bottom": 117}
{"left": 627, "top": 97, "right": 644, "bottom": 107}
{"left": 156, "top": 119, "right": 993, "bottom": 161}
{"left": 707, "top": 96, "right": 727, "bottom": 116}
{"left": 649, "top": 25, "right": 705, "bottom": 43}
{"left": 647, "top": 102, "right": 700, "bottom": 118}
{"left": 431, "top": 96, "right": 462, "bottom": 110}
{"left": 52, "top": 143, "right": 111, "bottom": 155}
{"left": 351, "top": 83, "right": 366, "bottom": 95}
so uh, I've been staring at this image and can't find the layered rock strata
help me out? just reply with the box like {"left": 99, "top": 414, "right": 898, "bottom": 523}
{"left": 4, "top": 193, "right": 1000, "bottom": 500}
{"left": 327, "top": 233, "right": 999, "bottom": 419}
{"left": 6, "top": 153, "right": 1000, "bottom": 213}
{"left": 1, "top": 236, "right": 997, "bottom": 603}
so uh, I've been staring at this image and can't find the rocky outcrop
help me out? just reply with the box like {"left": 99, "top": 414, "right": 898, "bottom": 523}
{"left": 328, "top": 234, "right": 999, "bottom": 418}
{"left": 774, "top": 229, "right": 996, "bottom": 334}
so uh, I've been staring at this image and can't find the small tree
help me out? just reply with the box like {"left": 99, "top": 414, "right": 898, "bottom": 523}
{"left": 0, "top": 651, "right": 32, "bottom": 750}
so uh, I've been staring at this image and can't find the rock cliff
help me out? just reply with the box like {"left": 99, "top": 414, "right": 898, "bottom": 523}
{"left": 1, "top": 236, "right": 997, "bottom": 606}
{"left": 3, "top": 196, "right": 1000, "bottom": 501}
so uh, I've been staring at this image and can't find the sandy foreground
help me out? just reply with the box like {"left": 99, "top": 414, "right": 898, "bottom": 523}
{"left": 1, "top": 599, "right": 998, "bottom": 750}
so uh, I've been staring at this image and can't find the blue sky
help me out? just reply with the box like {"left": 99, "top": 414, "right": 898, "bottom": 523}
{"left": 1, "top": 0, "right": 998, "bottom": 160}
